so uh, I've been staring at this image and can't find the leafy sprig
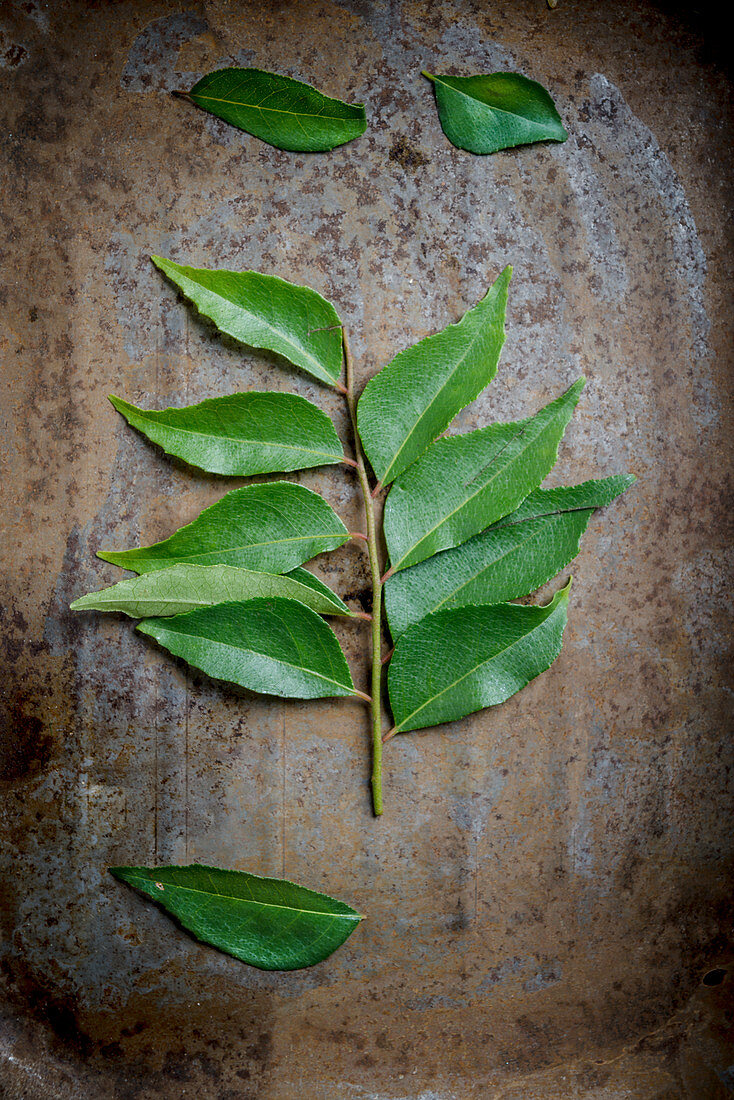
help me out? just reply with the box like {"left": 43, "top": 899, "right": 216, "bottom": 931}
{"left": 75, "top": 259, "right": 633, "bottom": 819}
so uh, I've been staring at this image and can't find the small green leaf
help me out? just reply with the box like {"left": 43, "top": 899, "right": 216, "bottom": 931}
{"left": 109, "top": 392, "right": 344, "bottom": 476}
{"left": 110, "top": 863, "right": 362, "bottom": 970}
{"left": 138, "top": 598, "right": 357, "bottom": 699}
{"left": 152, "top": 256, "right": 343, "bottom": 387}
{"left": 357, "top": 267, "right": 511, "bottom": 486}
{"left": 423, "top": 71, "right": 567, "bottom": 154}
{"left": 385, "top": 475, "right": 634, "bottom": 635}
{"left": 72, "top": 563, "right": 355, "bottom": 619}
{"left": 387, "top": 581, "right": 571, "bottom": 735}
{"left": 384, "top": 379, "right": 585, "bottom": 572}
{"left": 187, "top": 67, "right": 367, "bottom": 153}
{"left": 285, "top": 567, "right": 351, "bottom": 615}
{"left": 98, "top": 482, "right": 348, "bottom": 575}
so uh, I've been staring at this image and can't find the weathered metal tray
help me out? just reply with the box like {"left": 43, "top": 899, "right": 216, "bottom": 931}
{"left": 1, "top": 1, "right": 732, "bottom": 1096}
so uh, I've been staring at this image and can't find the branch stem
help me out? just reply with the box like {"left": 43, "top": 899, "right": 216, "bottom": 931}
{"left": 343, "top": 330, "right": 384, "bottom": 816}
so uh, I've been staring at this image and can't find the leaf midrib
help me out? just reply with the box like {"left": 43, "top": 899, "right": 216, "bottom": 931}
{"left": 129, "top": 875, "right": 360, "bottom": 922}
{"left": 105, "top": 532, "right": 346, "bottom": 564}
{"left": 391, "top": 403, "right": 573, "bottom": 570}
{"left": 151, "top": 621, "right": 355, "bottom": 695}
{"left": 191, "top": 92, "right": 361, "bottom": 126}
{"left": 428, "top": 74, "right": 557, "bottom": 130}
{"left": 393, "top": 598, "right": 565, "bottom": 732}
{"left": 122, "top": 406, "right": 342, "bottom": 462}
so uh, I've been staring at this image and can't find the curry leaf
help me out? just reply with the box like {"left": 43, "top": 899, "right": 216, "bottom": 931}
{"left": 98, "top": 482, "right": 348, "bottom": 575}
{"left": 110, "top": 863, "right": 362, "bottom": 970}
{"left": 188, "top": 67, "right": 367, "bottom": 153}
{"left": 72, "top": 563, "right": 355, "bottom": 619}
{"left": 357, "top": 267, "right": 511, "bottom": 486}
{"left": 285, "top": 567, "right": 351, "bottom": 615}
{"left": 423, "top": 71, "right": 567, "bottom": 154}
{"left": 109, "top": 392, "right": 344, "bottom": 476}
{"left": 138, "top": 598, "right": 358, "bottom": 699}
{"left": 387, "top": 581, "right": 571, "bottom": 735}
{"left": 152, "top": 256, "right": 343, "bottom": 387}
{"left": 385, "top": 475, "right": 634, "bottom": 635}
{"left": 384, "top": 379, "right": 584, "bottom": 572}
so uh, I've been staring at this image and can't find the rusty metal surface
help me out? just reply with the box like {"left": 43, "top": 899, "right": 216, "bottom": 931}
{"left": 1, "top": 1, "right": 733, "bottom": 1096}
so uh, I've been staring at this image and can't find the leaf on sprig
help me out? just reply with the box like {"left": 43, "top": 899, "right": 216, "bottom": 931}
{"left": 384, "top": 379, "right": 584, "bottom": 572}
{"left": 152, "top": 256, "right": 343, "bottom": 387}
{"left": 72, "top": 563, "right": 355, "bottom": 619}
{"left": 187, "top": 67, "right": 367, "bottom": 153}
{"left": 387, "top": 581, "right": 571, "bottom": 735}
{"left": 423, "top": 71, "right": 567, "bottom": 154}
{"left": 109, "top": 392, "right": 344, "bottom": 477}
{"left": 385, "top": 475, "right": 634, "bottom": 635}
{"left": 110, "top": 863, "right": 362, "bottom": 970}
{"left": 357, "top": 267, "right": 511, "bottom": 486}
{"left": 138, "top": 597, "right": 358, "bottom": 699}
{"left": 285, "top": 567, "right": 351, "bottom": 615}
{"left": 98, "top": 482, "right": 348, "bottom": 575}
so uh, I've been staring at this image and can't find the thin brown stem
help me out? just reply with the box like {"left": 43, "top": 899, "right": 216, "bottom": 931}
{"left": 342, "top": 329, "right": 385, "bottom": 816}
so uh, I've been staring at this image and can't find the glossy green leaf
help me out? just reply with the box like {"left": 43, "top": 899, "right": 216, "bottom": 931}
{"left": 72, "top": 563, "right": 354, "bottom": 619}
{"left": 384, "top": 379, "right": 584, "bottom": 572}
{"left": 285, "top": 567, "right": 351, "bottom": 615}
{"left": 188, "top": 67, "right": 367, "bottom": 153}
{"left": 110, "top": 863, "right": 362, "bottom": 970}
{"left": 357, "top": 267, "right": 511, "bottom": 486}
{"left": 152, "top": 256, "right": 343, "bottom": 387}
{"left": 385, "top": 475, "right": 634, "bottom": 635}
{"left": 387, "top": 581, "right": 571, "bottom": 735}
{"left": 109, "top": 392, "right": 344, "bottom": 476}
{"left": 98, "top": 482, "right": 348, "bottom": 575}
{"left": 138, "top": 597, "right": 357, "bottom": 699}
{"left": 423, "top": 71, "right": 567, "bottom": 154}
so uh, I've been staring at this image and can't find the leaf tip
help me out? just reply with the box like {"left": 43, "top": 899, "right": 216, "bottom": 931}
{"left": 108, "top": 865, "right": 134, "bottom": 884}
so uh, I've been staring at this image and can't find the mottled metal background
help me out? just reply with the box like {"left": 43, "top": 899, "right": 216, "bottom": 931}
{"left": 1, "top": 1, "right": 732, "bottom": 1097}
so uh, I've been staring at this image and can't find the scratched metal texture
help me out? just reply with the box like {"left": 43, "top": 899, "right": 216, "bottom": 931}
{"left": 1, "top": 1, "right": 732, "bottom": 1097}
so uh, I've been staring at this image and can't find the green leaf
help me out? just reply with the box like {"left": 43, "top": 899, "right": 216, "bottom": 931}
{"left": 384, "top": 379, "right": 585, "bottom": 572}
{"left": 423, "top": 71, "right": 567, "bottom": 155}
{"left": 71, "top": 563, "right": 355, "bottom": 619}
{"left": 110, "top": 863, "right": 362, "bottom": 970}
{"left": 387, "top": 581, "right": 571, "bottom": 735}
{"left": 152, "top": 256, "right": 343, "bottom": 387}
{"left": 187, "top": 67, "right": 367, "bottom": 153}
{"left": 285, "top": 567, "right": 351, "bottom": 616}
{"left": 138, "top": 597, "right": 358, "bottom": 699}
{"left": 385, "top": 475, "right": 634, "bottom": 635}
{"left": 109, "top": 392, "right": 344, "bottom": 477}
{"left": 357, "top": 267, "right": 511, "bottom": 486}
{"left": 98, "top": 482, "right": 348, "bottom": 575}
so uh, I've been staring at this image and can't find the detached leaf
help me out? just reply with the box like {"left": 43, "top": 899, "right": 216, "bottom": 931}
{"left": 188, "top": 67, "right": 367, "bottom": 153}
{"left": 72, "top": 563, "right": 355, "bottom": 619}
{"left": 384, "top": 379, "right": 585, "bottom": 572}
{"left": 423, "top": 71, "right": 567, "bottom": 154}
{"left": 152, "top": 256, "right": 343, "bottom": 387}
{"left": 110, "top": 863, "right": 362, "bottom": 970}
{"left": 109, "top": 392, "right": 344, "bottom": 476}
{"left": 357, "top": 267, "right": 511, "bottom": 486}
{"left": 385, "top": 475, "right": 634, "bottom": 635}
{"left": 138, "top": 597, "right": 357, "bottom": 699}
{"left": 98, "top": 482, "right": 348, "bottom": 575}
{"left": 387, "top": 581, "right": 571, "bottom": 735}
